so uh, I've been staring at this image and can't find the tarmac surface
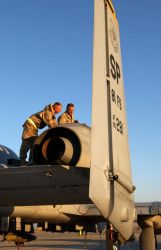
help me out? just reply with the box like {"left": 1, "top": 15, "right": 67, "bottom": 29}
{"left": 0, "top": 231, "right": 161, "bottom": 250}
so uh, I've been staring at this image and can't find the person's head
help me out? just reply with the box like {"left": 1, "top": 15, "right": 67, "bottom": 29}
{"left": 53, "top": 102, "right": 62, "bottom": 114}
{"left": 66, "top": 103, "right": 74, "bottom": 116}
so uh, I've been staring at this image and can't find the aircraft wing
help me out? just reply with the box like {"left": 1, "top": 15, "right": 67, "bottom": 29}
{"left": 0, "top": 165, "right": 91, "bottom": 206}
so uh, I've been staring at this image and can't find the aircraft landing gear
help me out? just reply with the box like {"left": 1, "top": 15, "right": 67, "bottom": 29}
{"left": 83, "top": 231, "right": 88, "bottom": 248}
{"left": 106, "top": 223, "right": 114, "bottom": 250}
{"left": 106, "top": 223, "right": 119, "bottom": 250}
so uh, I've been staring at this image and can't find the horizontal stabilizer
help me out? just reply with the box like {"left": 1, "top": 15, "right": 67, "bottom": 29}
{"left": 0, "top": 165, "right": 91, "bottom": 206}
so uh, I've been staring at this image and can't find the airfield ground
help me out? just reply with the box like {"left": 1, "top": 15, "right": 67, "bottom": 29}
{"left": 0, "top": 231, "right": 161, "bottom": 250}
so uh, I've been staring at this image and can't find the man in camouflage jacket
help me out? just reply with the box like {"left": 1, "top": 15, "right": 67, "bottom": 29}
{"left": 58, "top": 103, "right": 75, "bottom": 124}
{"left": 20, "top": 102, "right": 62, "bottom": 165}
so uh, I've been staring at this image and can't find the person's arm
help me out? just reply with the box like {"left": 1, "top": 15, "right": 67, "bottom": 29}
{"left": 43, "top": 110, "right": 57, "bottom": 127}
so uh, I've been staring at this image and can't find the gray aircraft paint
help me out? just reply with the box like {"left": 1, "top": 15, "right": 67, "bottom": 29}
{"left": 90, "top": 0, "right": 135, "bottom": 240}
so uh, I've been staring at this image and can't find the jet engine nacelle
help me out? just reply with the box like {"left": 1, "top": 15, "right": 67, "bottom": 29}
{"left": 32, "top": 124, "right": 91, "bottom": 168}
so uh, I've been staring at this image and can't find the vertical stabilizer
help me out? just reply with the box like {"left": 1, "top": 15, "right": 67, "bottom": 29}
{"left": 89, "top": 0, "right": 135, "bottom": 240}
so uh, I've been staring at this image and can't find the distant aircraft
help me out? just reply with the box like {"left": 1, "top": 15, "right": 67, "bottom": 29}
{"left": 136, "top": 202, "right": 161, "bottom": 250}
{"left": 0, "top": 145, "right": 19, "bottom": 167}
{"left": 0, "top": 1, "right": 160, "bottom": 250}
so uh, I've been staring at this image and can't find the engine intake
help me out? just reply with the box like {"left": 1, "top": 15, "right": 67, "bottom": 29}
{"left": 32, "top": 124, "right": 91, "bottom": 167}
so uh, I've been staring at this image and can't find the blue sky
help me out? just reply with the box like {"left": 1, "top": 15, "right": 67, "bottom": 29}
{"left": 0, "top": 0, "right": 161, "bottom": 202}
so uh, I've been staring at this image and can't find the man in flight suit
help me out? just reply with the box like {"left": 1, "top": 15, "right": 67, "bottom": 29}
{"left": 20, "top": 102, "right": 62, "bottom": 165}
{"left": 58, "top": 103, "right": 75, "bottom": 124}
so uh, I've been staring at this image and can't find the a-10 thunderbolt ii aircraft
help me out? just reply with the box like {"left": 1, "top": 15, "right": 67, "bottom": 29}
{"left": 0, "top": 146, "right": 161, "bottom": 250}
{"left": 0, "top": 0, "right": 135, "bottom": 247}
{"left": 0, "top": 145, "right": 109, "bottom": 248}
{"left": 0, "top": 1, "right": 160, "bottom": 250}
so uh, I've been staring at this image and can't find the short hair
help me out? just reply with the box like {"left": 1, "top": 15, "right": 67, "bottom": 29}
{"left": 66, "top": 103, "right": 74, "bottom": 109}
{"left": 53, "top": 102, "right": 62, "bottom": 107}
